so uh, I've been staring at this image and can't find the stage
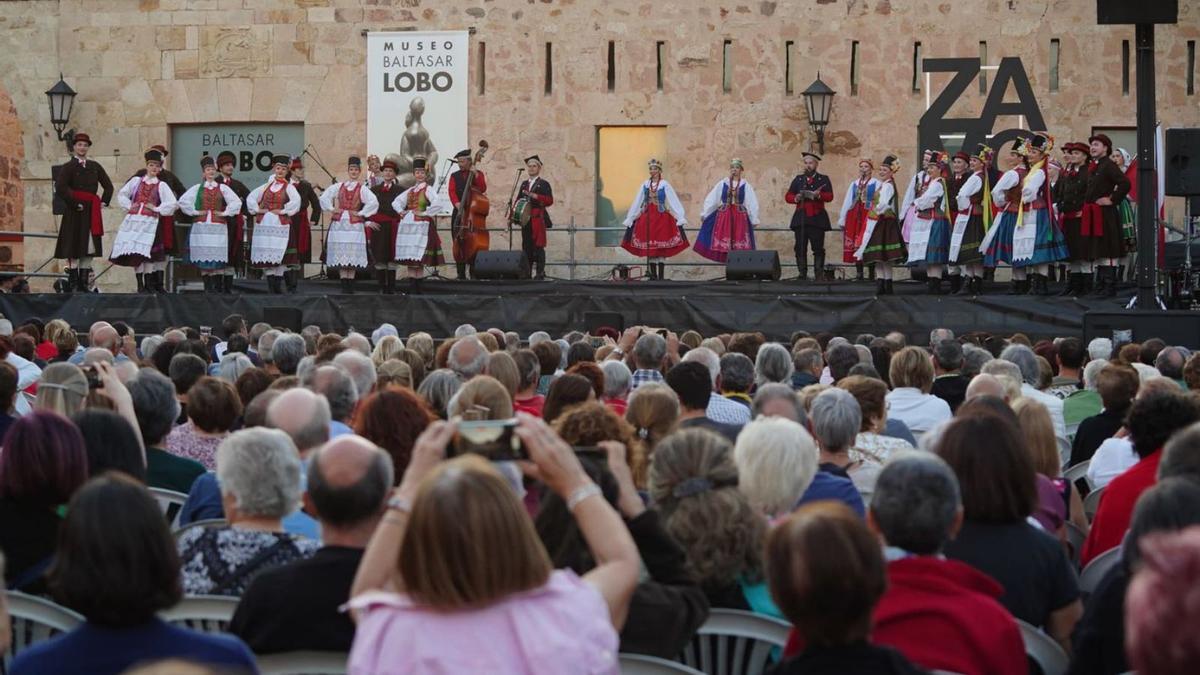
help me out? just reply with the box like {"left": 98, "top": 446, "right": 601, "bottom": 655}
{"left": 0, "top": 278, "right": 1139, "bottom": 342}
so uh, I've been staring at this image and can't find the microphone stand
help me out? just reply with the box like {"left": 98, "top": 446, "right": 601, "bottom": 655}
{"left": 300, "top": 145, "right": 334, "bottom": 281}
{"left": 505, "top": 167, "right": 525, "bottom": 252}
{"left": 426, "top": 158, "right": 457, "bottom": 281}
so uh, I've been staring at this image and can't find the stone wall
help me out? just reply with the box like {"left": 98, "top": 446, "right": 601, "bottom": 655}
{"left": 1, "top": 0, "right": 1198, "bottom": 290}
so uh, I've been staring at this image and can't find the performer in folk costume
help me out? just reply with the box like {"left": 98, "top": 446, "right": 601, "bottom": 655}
{"left": 177, "top": 156, "right": 242, "bottom": 293}
{"left": 448, "top": 149, "right": 489, "bottom": 280}
{"left": 54, "top": 132, "right": 114, "bottom": 293}
{"left": 694, "top": 158, "right": 759, "bottom": 264}
{"left": 515, "top": 155, "right": 555, "bottom": 279}
{"left": 319, "top": 155, "right": 379, "bottom": 295}
{"left": 900, "top": 148, "right": 933, "bottom": 243}
{"left": 215, "top": 151, "right": 251, "bottom": 293}
{"left": 621, "top": 158, "right": 689, "bottom": 280}
{"left": 1111, "top": 147, "right": 1138, "bottom": 281}
{"left": 905, "top": 152, "right": 954, "bottom": 294}
{"left": 836, "top": 158, "right": 878, "bottom": 281}
{"left": 1084, "top": 134, "right": 1132, "bottom": 298}
{"left": 287, "top": 158, "right": 320, "bottom": 292}
{"left": 392, "top": 156, "right": 440, "bottom": 290}
{"left": 247, "top": 155, "right": 302, "bottom": 294}
{"left": 944, "top": 151, "right": 972, "bottom": 293}
{"left": 368, "top": 155, "right": 405, "bottom": 293}
{"left": 854, "top": 155, "right": 907, "bottom": 295}
{"left": 1055, "top": 142, "right": 1093, "bottom": 296}
{"left": 950, "top": 144, "right": 996, "bottom": 296}
{"left": 130, "top": 144, "right": 188, "bottom": 268}
{"left": 110, "top": 149, "right": 179, "bottom": 293}
{"left": 785, "top": 152, "right": 835, "bottom": 281}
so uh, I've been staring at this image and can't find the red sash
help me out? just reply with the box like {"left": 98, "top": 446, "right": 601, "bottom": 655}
{"left": 1081, "top": 203, "right": 1104, "bottom": 237}
{"left": 71, "top": 190, "right": 104, "bottom": 235}
{"left": 161, "top": 215, "right": 175, "bottom": 249}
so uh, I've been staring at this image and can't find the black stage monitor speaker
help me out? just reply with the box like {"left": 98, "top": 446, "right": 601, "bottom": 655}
{"left": 1083, "top": 310, "right": 1200, "bottom": 350}
{"left": 263, "top": 307, "right": 303, "bottom": 333}
{"left": 726, "top": 250, "right": 781, "bottom": 281}
{"left": 1165, "top": 129, "right": 1200, "bottom": 196}
{"left": 1097, "top": 0, "right": 1177, "bottom": 24}
{"left": 584, "top": 311, "right": 625, "bottom": 335}
{"left": 473, "top": 251, "right": 528, "bottom": 280}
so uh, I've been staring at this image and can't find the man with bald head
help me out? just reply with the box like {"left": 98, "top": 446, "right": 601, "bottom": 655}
{"left": 230, "top": 436, "right": 392, "bottom": 654}
{"left": 69, "top": 321, "right": 128, "bottom": 365}
{"left": 964, "top": 373, "right": 1008, "bottom": 404}
{"left": 266, "top": 388, "right": 332, "bottom": 460}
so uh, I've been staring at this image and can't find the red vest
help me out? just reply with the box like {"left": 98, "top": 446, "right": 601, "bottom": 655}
{"left": 130, "top": 180, "right": 160, "bottom": 215}
{"left": 334, "top": 182, "right": 365, "bottom": 224}
{"left": 258, "top": 181, "right": 292, "bottom": 224}
{"left": 200, "top": 185, "right": 227, "bottom": 224}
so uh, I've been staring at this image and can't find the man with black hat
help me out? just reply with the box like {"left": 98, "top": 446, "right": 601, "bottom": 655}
{"left": 178, "top": 156, "right": 242, "bottom": 293}
{"left": 216, "top": 150, "right": 251, "bottom": 292}
{"left": 368, "top": 155, "right": 405, "bottom": 292}
{"left": 514, "top": 154, "right": 554, "bottom": 280}
{"left": 1055, "top": 141, "right": 1094, "bottom": 296}
{"left": 448, "top": 148, "right": 488, "bottom": 280}
{"left": 319, "top": 155, "right": 378, "bottom": 294}
{"left": 110, "top": 148, "right": 179, "bottom": 293}
{"left": 785, "top": 151, "right": 834, "bottom": 280}
{"left": 944, "top": 150, "right": 972, "bottom": 293}
{"left": 247, "top": 155, "right": 302, "bottom": 294}
{"left": 54, "top": 132, "right": 114, "bottom": 292}
{"left": 1084, "top": 133, "right": 1131, "bottom": 298}
{"left": 287, "top": 158, "right": 320, "bottom": 293}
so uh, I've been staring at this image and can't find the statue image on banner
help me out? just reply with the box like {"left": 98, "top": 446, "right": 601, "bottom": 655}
{"left": 397, "top": 97, "right": 439, "bottom": 189}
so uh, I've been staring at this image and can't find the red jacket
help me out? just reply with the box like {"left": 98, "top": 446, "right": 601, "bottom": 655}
{"left": 1081, "top": 448, "right": 1162, "bottom": 565}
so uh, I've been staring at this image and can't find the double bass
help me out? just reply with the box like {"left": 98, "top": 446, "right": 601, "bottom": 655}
{"left": 452, "top": 140, "right": 491, "bottom": 268}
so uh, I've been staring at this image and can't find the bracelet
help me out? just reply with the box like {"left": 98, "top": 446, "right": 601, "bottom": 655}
{"left": 386, "top": 496, "right": 412, "bottom": 514}
{"left": 567, "top": 483, "right": 603, "bottom": 511}
{"left": 612, "top": 347, "right": 624, "bottom": 357}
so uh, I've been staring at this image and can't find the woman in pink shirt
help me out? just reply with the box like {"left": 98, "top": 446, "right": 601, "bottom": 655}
{"left": 348, "top": 416, "right": 641, "bottom": 674}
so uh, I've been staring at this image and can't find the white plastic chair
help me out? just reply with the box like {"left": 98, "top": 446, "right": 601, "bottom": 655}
{"left": 1016, "top": 619, "right": 1069, "bottom": 675}
{"left": 1080, "top": 546, "right": 1123, "bottom": 595}
{"left": 148, "top": 486, "right": 189, "bottom": 528}
{"left": 1083, "top": 485, "right": 1106, "bottom": 521}
{"left": 1065, "top": 521, "right": 1087, "bottom": 568}
{"left": 620, "top": 653, "right": 704, "bottom": 674}
{"left": 676, "top": 609, "right": 791, "bottom": 675}
{"left": 1063, "top": 460, "right": 1094, "bottom": 491}
{"left": 173, "top": 518, "right": 228, "bottom": 538}
{"left": 256, "top": 651, "right": 349, "bottom": 675}
{"left": 5, "top": 591, "right": 84, "bottom": 666}
{"left": 158, "top": 595, "right": 240, "bottom": 634}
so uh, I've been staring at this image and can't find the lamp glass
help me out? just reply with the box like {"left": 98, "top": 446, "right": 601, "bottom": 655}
{"left": 801, "top": 77, "right": 836, "bottom": 128}
{"left": 45, "top": 78, "right": 76, "bottom": 130}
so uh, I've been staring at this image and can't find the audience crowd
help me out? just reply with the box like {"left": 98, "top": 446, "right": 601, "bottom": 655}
{"left": 0, "top": 313, "right": 1198, "bottom": 674}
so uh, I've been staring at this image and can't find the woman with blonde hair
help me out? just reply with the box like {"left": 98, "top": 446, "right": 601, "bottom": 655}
{"left": 35, "top": 363, "right": 89, "bottom": 417}
{"left": 624, "top": 383, "right": 679, "bottom": 458}
{"left": 397, "top": 348, "right": 427, "bottom": 389}
{"left": 447, "top": 375, "right": 513, "bottom": 420}
{"left": 486, "top": 351, "right": 521, "bottom": 401}
{"left": 376, "top": 360, "right": 413, "bottom": 390}
{"left": 886, "top": 346, "right": 952, "bottom": 441}
{"left": 370, "top": 335, "right": 405, "bottom": 368}
{"left": 1013, "top": 397, "right": 1087, "bottom": 536}
{"left": 406, "top": 332, "right": 435, "bottom": 370}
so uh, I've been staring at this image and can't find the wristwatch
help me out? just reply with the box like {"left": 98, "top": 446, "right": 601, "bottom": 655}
{"left": 386, "top": 496, "right": 412, "bottom": 514}
{"left": 612, "top": 347, "right": 625, "bottom": 357}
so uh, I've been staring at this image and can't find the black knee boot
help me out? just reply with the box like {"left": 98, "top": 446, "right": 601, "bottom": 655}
{"left": 927, "top": 277, "right": 943, "bottom": 295}
{"left": 813, "top": 253, "right": 826, "bottom": 282}
{"left": 657, "top": 262, "right": 666, "bottom": 280}
{"left": 77, "top": 268, "right": 91, "bottom": 293}
{"left": 456, "top": 262, "right": 467, "bottom": 280}
{"left": 267, "top": 275, "right": 282, "bottom": 294}
{"left": 285, "top": 270, "right": 298, "bottom": 294}
{"left": 535, "top": 250, "right": 546, "bottom": 280}
{"left": 948, "top": 274, "right": 964, "bottom": 294}
{"left": 885, "top": 279, "right": 895, "bottom": 295}
{"left": 875, "top": 278, "right": 886, "bottom": 295}
{"left": 223, "top": 275, "right": 234, "bottom": 294}
{"left": 647, "top": 262, "right": 658, "bottom": 281}
{"left": 341, "top": 278, "right": 355, "bottom": 294}
{"left": 376, "top": 269, "right": 388, "bottom": 293}
{"left": 855, "top": 263, "right": 865, "bottom": 281}
{"left": 135, "top": 273, "right": 146, "bottom": 294}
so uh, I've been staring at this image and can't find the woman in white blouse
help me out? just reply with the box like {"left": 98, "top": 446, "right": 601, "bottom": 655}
{"left": 885, "top": 347, "right": 952, "bottom": 443}
{"left": 905, "top": 152, "right": 954, "bottom": 294}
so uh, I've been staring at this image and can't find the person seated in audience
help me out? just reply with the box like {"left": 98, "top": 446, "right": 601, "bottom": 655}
{"left": 8, "top": 474, "right": 256, "bottom": 675}
{"left": 566, "top": 361, "right": 605, "bottom": 401}
{"left": 624, "top": 331, "right": 667, "bottom": 391}
{"left": 448, "top": 375, "right": 515, "bottom": 422}
{"left": 682, "top": 347, "right": 752, "bottom": 426}
{"left": 416, "top": 368, "right": 462, "bottom": 419}
{"left": 650, "top": 428, "right": 778, "bottom": 617}
{"left": 838, "top": 375, "right": 914, "bottom": 464}
{"left": 1015, "top": 397, "right": 1089, "bottom": 536}
{"left": 0, "top": 411, "right": 88, "bottom": 593}
{"left": 35, "top": 362, "right": 88, "bottom": 417}
{"left": 1082, "top": 390, "right": 1200, "bottom": 565}
{"left": 354, "top": 388, "right": 434, "bottom": 485}
{"left": 553, "top": 402, "right": 646, "bottom": 486}
{"left": 309, "top": 365, "right": 358, "bottom": 438}
{"left": 1002, "top": 343, "right": 1069, "bottom": 449}
{"left": 751, "top": 383, "right": 807, "bottom": 423}
{"left": 754, "top": 343, "right": 795, "bottom": 388}
{"left": 129, "top": 369, "right": 206, "bottom": 494}
{"left": 885, "top": 346, "right": 952, "bottom": 442}
{"left": 72, "top": 409, "right": 146, "bottom": 481}
{"left": 486, "top": 350, "right": 521, "bottom": 401}
{"left": 1071, "top": 363, "right": 1137, "bottom": 467}
{"left": 375, "top": 359, "right": 412, "bottom": 390}
{"left": 791, "top": 348, "right": 823, "bottom": 390}
{"left": 168, "top": 353, "right": 207, "bottom": 424}
{"left": 825, "top": 342, "right": 860, "bottom": 385}
{"left": 766, "top": 502, "right": 925, "bottom": 675}
{"left": 0, "top": 361, "right": 17, "bottom": 439}
{"left": 447, "top": 336, "right": 488, "bottom": 381}
{"left": 348, "top": 417, "right": 640, "bottom": 672}
{"left": 929, "top": 339, "right": 968, "bottom": 413}
{"left": 1086, "top": 376, "right": 1180, "bottom": 488}
{"left": 1069, "top": 476, "right": 1200, "bottom": 675}
{"left": 540, "top": 372, "right": 595, "bottom": 423}
{"left": 733, "top": 416, "right": 826, "bottom": 517}
{"left": 666, "top": 361, "right": 741, "bottom": 442}
{"left": 1124, "top": 525, "right": 1200, "bottom": 675}
{"left": 600, "top": 359, "right": 632, "bottom": 416}
{"left": 177, "top": 428, "right": 319, "bottom": 596}
{"left": 512, "top": 349, "right": 546, "bottom": 416}
{"left": 624, "top": 382, "right": 679, "bottom": 457}
{"left": 809, "top": 388, "right": 880, "bottom": 503}
{"left": 231, "top": 435, "right": 392, "bottom": 654}
{"left": 935, "top": 411, "right": 1082, "bottom": 649}
{"left": 1154, "top": 346, "right": 1188, "bottom": 388}
{"left": 719, "top": 352, "right": 755, "bottom": 408}
{"left": 164, "top": 377, "right": 241, "bottom": 471}
{"left": 271, "top": 334, "right": 306, "bottom": 377}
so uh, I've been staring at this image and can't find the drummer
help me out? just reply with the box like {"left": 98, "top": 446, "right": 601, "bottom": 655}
{"left": 514, "top": 155, "right": 554, "bottom": 280}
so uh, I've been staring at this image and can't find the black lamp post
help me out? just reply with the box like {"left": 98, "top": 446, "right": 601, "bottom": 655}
{"left": 801, "top": 75, "right": 836, "bottom": 155}
{"left": 45, "top": 74, "right": 77, "bottom": 149}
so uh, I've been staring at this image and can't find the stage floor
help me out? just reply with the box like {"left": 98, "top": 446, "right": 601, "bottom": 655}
{"left": 0, "top": 278, "right": 1135, "bottom": 341}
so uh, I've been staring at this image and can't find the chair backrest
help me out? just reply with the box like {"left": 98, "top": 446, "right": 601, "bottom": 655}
{"left": 256, "top": 651, "right": 349, "bottom": 675}
{"left": 1080, "top": 546, "right": 1123, "bottom": 595}
{"left": 158, "top": 595, "right": 240, "bottom": 634}
{"left": 1065, "top": 521, "right": 1087, "bottom": 569}
{"left": 621, "top": 653, "right": 705, "bottom": 675}
{"left": 1083, "top": 486, "right": 1106, "bottom": 522}
{"left": 677, "top": 609, "right": 791, "bottom": 675}
{"left": 1063, "top": 460, "right": 1093, "bottom": 492}
{"left": 1016, "top": 619, "right": 1069, "bottom": 675}
{"left": 5, "top": 591, "right": 85, "bottom": 667}
{"left": 173, "top": 518, "right": 228, "bottom": 538}
{"left": 148, "top": 486, "right": 189, "bottom": 528}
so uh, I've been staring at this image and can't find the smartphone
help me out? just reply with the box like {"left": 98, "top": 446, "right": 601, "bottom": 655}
{"left": 573, "top": 445, "right": 607, "bottom": 464}
{"left": 80, "top": 366, "right": 101, "bottom": 390}
{"left": 589, "top": 336, "right": 605, "bottom": 348}
{"left": 200, "top": 326, "right": 212, "bottom": 338}
{"left": 452, "top": 419, "right": 526, "bottom": 461}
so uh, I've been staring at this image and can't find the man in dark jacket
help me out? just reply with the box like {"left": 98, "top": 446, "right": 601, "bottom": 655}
{"left": 54, "top": 132, "right": 113, "bottom": 292}
{"left": 785, "top": 152, "right": 834, "bottom": 281}
{"left": 930, "top": 339, "right": 968, "bottom": 413}
{"left": 1084, "top": 134, "right": 1131, "bottom": 298}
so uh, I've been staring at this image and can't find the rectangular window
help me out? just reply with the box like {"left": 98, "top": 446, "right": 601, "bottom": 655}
{"left": 544, "top": 42, "right": 553, "bottom": 95}
{"left": 656, "top": 41, "right": 665, "bottom": 91}
{"left": 850, "top": 40, "right": 859, "bottom": 96}
{"left": 722, "top": 39, "right": 733, "bottom": 93}
{"left": 478, "top": 42, "right": 486, "bottom": 95}
{"left": 1049, "top": 39, "right": 1060, "bottom": 92}
{"left": 607, "top": 40, "right": 615, "bottom": 92}
{"left": 1122, "top": 39, "right": 1130, "bottom": 95}
{"left": 1188, "top": 40, "right": 1196, "bottom": 96}
{"left": 912, "top": 42, "right": 922, "bottom": 92}
{"left": 979, "top": 41, "right": 987, "bottom": 93}
{"left": 785, "top": 40, "right": 794, "bottom": 96}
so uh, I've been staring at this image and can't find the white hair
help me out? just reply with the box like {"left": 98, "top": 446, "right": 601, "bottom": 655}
{"left": 370, "top": 323, "right": 401, "bottom": 347}
{"left": 1083, "top": 359, "right": 1109, "bottom": 390}
{"left": 454, "top": 324, "right": 478, "bottom": 338}
{"left": 1132, "top": 362, "right": 1161, "bottom": 384}
{"left": 681, "top": 347, "right": 720, "bottom": 387}
{"left": 341, "top": 332, "right": 371, "bottom": 356}
{"left": 216, "top": 428, "right": 303, "bottom": 519}
{"left": 1088, "top": 337, "right": 1113, "bottom": 362}
{"left": 733, "top": 417, "right": 819, "bottom": 517}
{"left": 332, "top": 350, "right": 377, "bottom": 400}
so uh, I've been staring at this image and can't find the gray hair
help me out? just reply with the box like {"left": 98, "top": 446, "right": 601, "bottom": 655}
{"left": 296, "top": 355, "right": 317, "bottom": 386}
{"left": 854, "top": 344, "right": 873, "bottom": 365}
{"left": 272, "top": 333, "right": 306, "bottom": 375}
{"left": 504, "top": 331, "right": 521, "bottom": 352}
{"left": 370, "top": 323, "right": 400, "bottom": 346}
{"left": 448, "top": 337, "right": 488, "bottom": 379}
{"left": 217, "top": 353, "right": 255, "bottom": 383}
{"left": 870, "top": 452, "right": 961, "bottom": 554}
{"left": 83, "top": 347, "right": 114, "bottom": 367}
{"left": 333, "top": 350, "right": 377, "bottom": 401}
{"left": 417, "top": 368, "right": 463, "bottom": 418}
{"left": 1083, "top": 358, "right": 1109, "bottom": 390}
{"left": 454, "top": 324, "right": 477, "bottom": 338}
{"left": 929, "top": 327, "right": 955, "bottom": 347}
{"left": 249, "top": 322, "right": 273, "bottom": 347}
{"left": 528, "top": 331, "right": 551, "bottom": 346}
{"left": 128, "top": 368, "right": 182, "bottom": 447}
{"left": 751, "top": 383, "right": 806, "bottom": 424}
{"left": 681, "top": 347, "right": 720, "bottom": 387}
{"left": 216, "top": 427, "right": 302, "bottom": 519}
{"left": 810, "top": 387, "right": 862, "bottom": 453}
{"left": 1088, "top": 337, "right": 1113, "bottom": 362}
{"left": 981, "top": 358, "right": 1023, "bottom": 387}
{"left": 600, "top": 360, "right": 632, "bottom": 398}
{"left": 719, "top": 352, "right": 755, "bottom": 393}
{"left": 733, "top": 417, "right": 819, "bottom": 516}
{"left": 258, "top": 329, "right": 281, "bottom": 364}
{"left": 342, "top": 332, "right": 371, "bottom": 356}
{"left": 961, "top": 345, "right": 992, "bottom": 379}
{"left": 310, "top": 365, "right": 358, "bottom": 422}
{"left": 932, "top": 339, "right": 963, "bottom": 371}
{"left": 1155, "top": 346, "right": 1189, "bottom": 379}
{"left": 140, "top": 335, "right": 164, "bottom": 362}
{"left": 633, "top": 333, "right": 668, "bottom": 370}
{"left": 793, "top": 348, "right": 822, "bottom": 374}
{"left": 754, "top": 343, "right": 795, "bottom": 387}
{"left": 554, "top": 339, "right": 570, "bottom": 370}
{"left": 999, "top": 344, "right": 1039, "bottom": 385}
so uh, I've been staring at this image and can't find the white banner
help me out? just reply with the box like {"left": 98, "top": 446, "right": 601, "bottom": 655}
{"left": 366, "top": 31, "right": 468, "bottom": 190}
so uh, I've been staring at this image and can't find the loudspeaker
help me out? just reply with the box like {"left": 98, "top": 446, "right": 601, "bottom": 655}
{"left": 1165, "top": 129, "right": 1200, "bottom": 196}
{"left": 473, "top": 251, "right": 528, "bottom": 280}
{"left": 1083, "top": 310, "right": 1200, "bottom": 350}
{"left": 1097, "top": 0, "right": 1177, "bottom": 24}
{"left": 263, "top": 307, "right": 303, "bottom": 333}
{"left": 725, "top": 250, "right": 781, "bottom": 281}
{"left": 584, "top": 311, "right": 625, "bottom": 335}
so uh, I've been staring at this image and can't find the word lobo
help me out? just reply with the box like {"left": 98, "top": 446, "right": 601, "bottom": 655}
{"left": 201, "top": 150, "right": 286, "bottom": 173}
{"left": 918, "top": 57, "right": 1047, "bottom": 158}
{"left": 382, "top": 71, "right": 453, "bottom": 93}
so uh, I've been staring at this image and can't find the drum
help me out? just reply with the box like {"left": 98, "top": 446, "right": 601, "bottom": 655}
{"left": 510, "top": 197, "right": 532, "bottom": 227}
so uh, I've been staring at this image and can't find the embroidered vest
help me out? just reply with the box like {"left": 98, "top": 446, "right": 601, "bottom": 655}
{"left": 259, "top": 182, "right": 291, "bottom": 224}
{"left": 968, "top": 173, "right": 986, "bottom": 215}
{"left": 132, "top": 180, "right": 160, "bottom": 215}
{"left": 405, "top": 183, "right": 429, "bottom": 213}
{"left": 1004, "top": 169, "right": 1027, "bottom": 213}
{"left": 200, "top": 185, "right": 227, "bottom": 224}
{"left": 917, "top": 181, "right": 944, "bottom": 219}
{"left": 335, "top": 183, "right": 364, "bottom": 223}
